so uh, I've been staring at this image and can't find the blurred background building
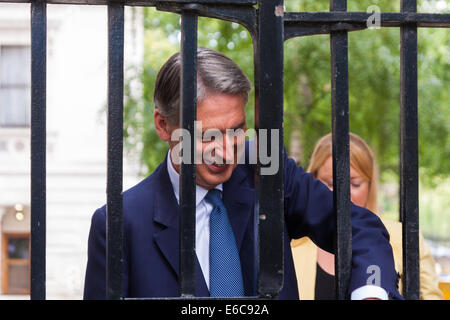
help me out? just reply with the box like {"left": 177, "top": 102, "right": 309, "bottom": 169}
{"left": 0, "top": 3, "right": 142, "bottom": 299}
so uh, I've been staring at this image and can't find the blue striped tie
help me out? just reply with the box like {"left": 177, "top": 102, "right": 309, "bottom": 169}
{"left": 207, "top": 189, "right": 244, "bottom": 297}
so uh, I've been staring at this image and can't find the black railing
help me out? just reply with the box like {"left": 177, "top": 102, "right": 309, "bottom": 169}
{"left": 179, "top": 11, "right": 198, "bottom": 297}
{"left": 106, "top": 3, "right": 125, "bottom": 300}
{"left": 3, "top": 0, "right": 449, "bottom": 300}
{"left": 30, "top": 0, "right": 46, "bottom": 301}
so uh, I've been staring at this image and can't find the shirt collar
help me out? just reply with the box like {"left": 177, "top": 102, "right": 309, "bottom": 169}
{"left": 167, "top": 149, "right": 223, "bottom": 206}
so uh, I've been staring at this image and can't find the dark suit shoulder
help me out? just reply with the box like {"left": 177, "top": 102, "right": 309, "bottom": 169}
{"left": 121, "top": 162, "right": 167, "bottom": 220}
{"left": 90, "top": 161, "right": 167, "bottom": 231}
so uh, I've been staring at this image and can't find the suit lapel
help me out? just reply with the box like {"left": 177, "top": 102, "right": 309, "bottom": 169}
{"left": 153, "top": 156, "right": 180, "bottom": 279}
{"left": 152, "top": 155, "right": 209, "bottom": 297}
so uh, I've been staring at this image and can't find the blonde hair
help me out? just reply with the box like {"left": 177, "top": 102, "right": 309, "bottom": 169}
{"left": 307, "top": 133, "right": 378, "bottom": 213}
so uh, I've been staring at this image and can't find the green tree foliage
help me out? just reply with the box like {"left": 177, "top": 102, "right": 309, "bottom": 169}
{"left": 125, "top": 2, "right": 449, "bottom": 187}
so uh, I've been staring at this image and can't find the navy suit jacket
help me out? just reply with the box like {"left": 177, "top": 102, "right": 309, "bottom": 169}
{"left": 84, "top": 149, "right": 402, "bottom": 300}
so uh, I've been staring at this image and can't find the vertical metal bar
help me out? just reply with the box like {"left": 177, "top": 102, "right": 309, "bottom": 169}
{"left": 251, "top": 30, "right": 259, "bottom": 297}
{"left": 179, "top": 11, "right": 198, "bottom": 297}
{"left": 330, "top": 0, "right": 352, "bottom": 300}
{"left": 400, "top": 0, "right": 420, "bottom": 300}
{"left": 256, "top": 0, "right": 284, "bottom": 299}
{"left": 30, "top": 0, "right": 46, "bottom": 301}
{"left": 106, "top": 2, "right": 124, "bottom": 300}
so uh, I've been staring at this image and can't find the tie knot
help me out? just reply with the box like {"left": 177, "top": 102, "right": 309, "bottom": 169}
{"left": 205, "top": 189, "right": 222, "bottom": 207}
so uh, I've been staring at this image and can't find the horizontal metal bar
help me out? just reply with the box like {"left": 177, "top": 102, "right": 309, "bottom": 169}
{"left": 284, "top": 11, "right": 450, "bottom": 28}
{"left": 284, "top": 22, "right": 365, "bottom": 40}
{"left": 157, "top": 0, "right": 256, "bottom": 3}
{"left": 284, "top": 11, "right": 450, "bottom": 40}
{"left": 0, "top": 0, "right": 256, "bottom": 5}
{"left": 123, "top": 296, "right": 261, "bottom": 300}
{"left": 153, "top": 0, "right": 256, "bottom": 4}
{"left": 156, "top": 2, "right": 257, "bottom": 39}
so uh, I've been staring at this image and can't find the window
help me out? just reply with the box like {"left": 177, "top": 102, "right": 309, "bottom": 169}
{"left": 2, "top": 233, "right": 30, "bottom": 294}
{"left": 0, "top": 46, "right": 31, "bottom": 127}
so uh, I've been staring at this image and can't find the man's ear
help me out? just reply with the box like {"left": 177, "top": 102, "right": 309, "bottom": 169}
{"left": 154, "top": 109, "right": 175, "bottom": 142}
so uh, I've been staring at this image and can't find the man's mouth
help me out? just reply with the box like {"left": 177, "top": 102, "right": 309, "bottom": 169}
{"left": 206, "top": 162, "right": 228, "bottom": 173}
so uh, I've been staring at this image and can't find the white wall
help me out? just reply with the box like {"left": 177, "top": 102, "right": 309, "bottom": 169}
{"left": 0, "top": 3, "right": 144, "bottom": 299}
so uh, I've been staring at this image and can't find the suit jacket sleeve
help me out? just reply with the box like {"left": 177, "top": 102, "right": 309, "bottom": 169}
{"left": 83, "top": 206, "right": 129, "bottom": 300}
{"left": 283, "top": 150, "right": 402, "bottom": 299}
{"left": 83, "top": 208, "right": 106, "bottom": 299}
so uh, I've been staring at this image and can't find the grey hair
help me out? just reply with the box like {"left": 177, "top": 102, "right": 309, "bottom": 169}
{"left": 153, "top": 47, "right": 252, "bottom": 124}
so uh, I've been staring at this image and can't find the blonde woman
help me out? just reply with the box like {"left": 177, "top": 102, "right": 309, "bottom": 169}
{"left": 291, "top": 133, "right": 443, "bottom": 300}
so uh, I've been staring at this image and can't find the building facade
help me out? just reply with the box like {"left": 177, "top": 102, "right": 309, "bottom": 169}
{"left": 0, "top": 3, "right": 143, "bottom": 299}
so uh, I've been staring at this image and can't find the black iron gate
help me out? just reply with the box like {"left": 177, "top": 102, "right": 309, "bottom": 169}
{"left": 3, "top": 0, "right": 449, "bottom": 300}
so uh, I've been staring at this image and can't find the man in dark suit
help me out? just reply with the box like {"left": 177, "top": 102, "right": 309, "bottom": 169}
{"left": 84, "top": 48, "right": 402, "bottom": 300}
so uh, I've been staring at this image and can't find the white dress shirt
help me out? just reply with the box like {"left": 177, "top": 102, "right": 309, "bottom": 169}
{"left": 166, "top": 149, "right": 389, "bottom": 299}
{"left": 167, "top": 149, "right": 220, "bottom": 290}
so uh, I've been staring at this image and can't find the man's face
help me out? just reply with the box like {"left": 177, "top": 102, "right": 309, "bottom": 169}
{"left": 169, "top": 93, "right": 247, "bottom": 189}
{"left": 316, "top": 156, "right": 370, "bottom": 209}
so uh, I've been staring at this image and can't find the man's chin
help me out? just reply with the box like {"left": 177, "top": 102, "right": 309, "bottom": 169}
{"left": 196, "top": 164, "right": 235, "bottom": 189}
